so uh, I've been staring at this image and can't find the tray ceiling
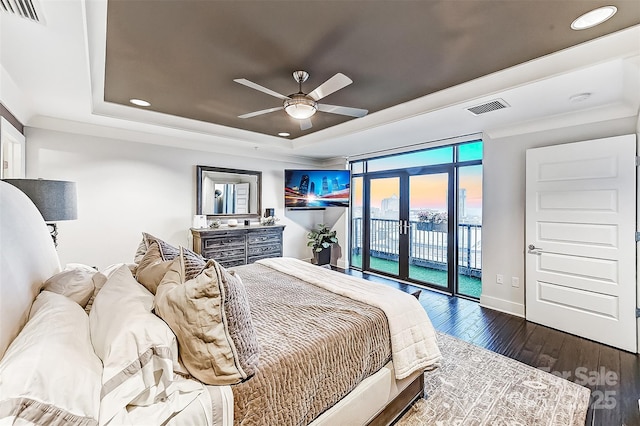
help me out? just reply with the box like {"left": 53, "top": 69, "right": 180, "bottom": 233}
{"left": 102, "top": 1, "right": 640, "bottom": 139}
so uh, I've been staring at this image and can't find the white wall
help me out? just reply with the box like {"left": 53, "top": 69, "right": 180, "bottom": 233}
{"left": 636, "top": 112, "right": 640, "bottom": 354}
{"left": 25, "top": 127, "right": 325, "bottom": 268}
{"left": 321, "top": 157, "right": 349, "bottom": 268}
{"left": 22, "top": 115, "right": 639, "bottom": 322}
{"left": 481, "top": 116, "right": 638, "bottom": 317}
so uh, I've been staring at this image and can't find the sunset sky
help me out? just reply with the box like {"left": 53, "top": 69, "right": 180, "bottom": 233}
{"left": 351, "top": 141, "right": 482, "bottom": 215}
{"left": 352, "top": 165, "right": 482, "bottom": 216}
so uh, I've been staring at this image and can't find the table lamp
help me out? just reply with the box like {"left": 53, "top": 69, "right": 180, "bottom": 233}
{"left": 3, "top": 178, "right": 77, "bottom": 247}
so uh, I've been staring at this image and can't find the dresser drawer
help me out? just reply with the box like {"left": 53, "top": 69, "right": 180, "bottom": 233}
{"left": 247, "top": 230, "right": 282, "bottom": 245}
{"left": 203, "top": 247, "right": 246, "bottom": 261}
{"left": 204, "top": 235, "right": 245, "bottom": 249}
{"left": 247, "top": 243, "right": 281, "bottom": 257}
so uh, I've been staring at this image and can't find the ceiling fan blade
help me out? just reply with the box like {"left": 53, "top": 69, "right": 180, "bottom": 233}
{"left": 299, "top": 118, "right": 313, "bottom": 131}
{"left": 317, "top": 103, "right": 368, "bottom": 118}
{"left": 234, "top": 78, "right": 290, "bottom": 100}
{"left": 238, "top": 106, "right": 283, "bottom": 119}
{"left": 308, "top": 73, "right": 352, "bottom": 101}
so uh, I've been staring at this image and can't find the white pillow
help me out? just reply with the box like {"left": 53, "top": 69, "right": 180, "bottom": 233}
{"left": 84, "top": 264, "right": 128, "bottom": 314}
{"left": 0, "top": 291, "right": 102, "bottom": 425}
{"left": 42, "top": 266, "right": 97, "bottom": 308}
{"left": 64, "top": 263, "right": 99, "bottom": 273}
{"left": 89, "top": 264, "right": 200, "bottom": 425}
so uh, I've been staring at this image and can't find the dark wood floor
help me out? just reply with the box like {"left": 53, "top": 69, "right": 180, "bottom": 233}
{"left": 344, "top": 269, "right": 640, "bottom": 426}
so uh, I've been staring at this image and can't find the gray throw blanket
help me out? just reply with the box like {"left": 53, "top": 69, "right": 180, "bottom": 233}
{"left": 230, "top": 264, "right": 391, "bottom": 426}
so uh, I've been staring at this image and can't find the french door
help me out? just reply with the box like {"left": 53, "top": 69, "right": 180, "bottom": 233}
{"left": 363, "top": 167, "right": 455, "bottom": 293}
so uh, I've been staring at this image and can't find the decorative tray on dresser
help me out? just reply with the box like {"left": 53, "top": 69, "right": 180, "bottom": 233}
{"left": 191, "top": 224, "right": 285, "bottom": 268}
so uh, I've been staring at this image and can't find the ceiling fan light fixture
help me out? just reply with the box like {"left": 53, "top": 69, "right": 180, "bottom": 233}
{"left": 571, "top": 6, "right": 617, "bottom": 30}
{"left": 283, "top": 94, "right": 317, "bottom": 119}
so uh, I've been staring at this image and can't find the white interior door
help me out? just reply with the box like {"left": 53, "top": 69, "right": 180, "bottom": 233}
{"left": 525, "top": 135, "right": 637, "bottom": 352}
{"left": 234, "top": 183, "right": 250, "bottom": 214}
{"left": 0, "top": 117, "right": 26, "bottom": 179}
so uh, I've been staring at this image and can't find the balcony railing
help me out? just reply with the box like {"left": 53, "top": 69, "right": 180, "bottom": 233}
{"left": 351, "top": 217, "right": 482, "bottom": 278}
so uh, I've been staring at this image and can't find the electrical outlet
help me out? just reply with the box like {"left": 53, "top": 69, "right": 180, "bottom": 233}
{"left": 512, "top": 277, "right": 520, "bottom": 287}
{"left": 496, "top": 274, "right": 504, "bottom": 284}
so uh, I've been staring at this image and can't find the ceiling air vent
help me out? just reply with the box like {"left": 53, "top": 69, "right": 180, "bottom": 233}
{"left": 466, "top": 99, "right": 510, "bottom": 116}
{"left": 0, "top": 0, "right": 44, "bottom": 24}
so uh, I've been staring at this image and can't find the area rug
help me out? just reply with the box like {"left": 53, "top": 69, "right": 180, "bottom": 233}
{"left": 397, "top": 332, "right": 590, "bottom": 426}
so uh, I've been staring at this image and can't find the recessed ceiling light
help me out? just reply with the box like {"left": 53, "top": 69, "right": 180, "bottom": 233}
{"left": 278, "top": 132, "right": 290, "bottom": 137}
{"left": 569, "top": 93, "right": 592, "bottom": 103}
{"left": 129, "top": 98, "right": 151, "bottom": 107}
{"left": 571, "top": 6, "right": 617, "bottom": 30}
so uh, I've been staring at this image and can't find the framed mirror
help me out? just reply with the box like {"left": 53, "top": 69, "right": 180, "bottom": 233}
{"left": 196, "top": 165, "right": 262, "bottom": 219}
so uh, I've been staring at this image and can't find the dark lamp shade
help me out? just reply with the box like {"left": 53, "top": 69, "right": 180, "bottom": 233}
{"left": 3, "top": 179, "right": 77, "bottom": 222}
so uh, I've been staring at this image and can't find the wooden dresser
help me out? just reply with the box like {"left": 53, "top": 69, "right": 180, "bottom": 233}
{"left": 191, "top": 224, "right": 285, "bottom": 268}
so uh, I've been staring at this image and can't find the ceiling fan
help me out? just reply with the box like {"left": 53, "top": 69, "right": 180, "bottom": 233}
{"left": 234, "top": 71, "right": 368, "bottom": 131}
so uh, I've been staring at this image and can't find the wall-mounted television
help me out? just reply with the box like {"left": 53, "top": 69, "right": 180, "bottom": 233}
{"left": 285, "top": 169, "right": 350, "bottom": 208}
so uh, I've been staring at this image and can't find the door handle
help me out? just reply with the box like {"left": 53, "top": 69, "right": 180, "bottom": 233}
{"left": 527, "top": 244, "right": 543, "bottom": 254}
{"left": 398, "top": 220, "right": 410, "bottom": 235}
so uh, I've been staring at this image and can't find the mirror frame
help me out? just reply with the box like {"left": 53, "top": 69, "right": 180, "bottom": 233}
{"left": 196, "top": 165, "right": 262, "bottom": 219}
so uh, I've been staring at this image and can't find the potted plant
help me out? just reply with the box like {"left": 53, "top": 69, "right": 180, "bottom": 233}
{"left": 307, "top": 224, "right": 338, "bottom": 266}
{"left": 417, "top": 211, "right": 434, "bottom": 231}
{"left": 417, "top": 210, "right": 448, "bottom": 232}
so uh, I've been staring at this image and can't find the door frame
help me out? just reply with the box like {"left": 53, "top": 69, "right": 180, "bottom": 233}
{"left": 362, "top": 165, "right": 456, "bottom": 294}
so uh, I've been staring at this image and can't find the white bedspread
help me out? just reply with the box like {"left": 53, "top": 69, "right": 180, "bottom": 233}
{"left": 257, "top": 257, "right": 442, "bottom": 379}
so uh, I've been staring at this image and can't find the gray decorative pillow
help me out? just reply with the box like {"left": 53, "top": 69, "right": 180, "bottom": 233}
{"left": 155, "top": 254, "right": 259, "bottom": 385}
{"left": 143, "top": 233, "right": 180, "bottom": 261}
{"left": 133, "top": 232, "right": 207, "bottom": 293}
{"left": 133, "top": 232, "right": 181, "bottom": 266}
{"left": 180, "top": 246, "right": 207, "bottom": 281}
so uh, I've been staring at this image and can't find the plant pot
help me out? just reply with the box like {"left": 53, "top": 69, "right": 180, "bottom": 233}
{"left": 416, "top": 222, "right": 434, "bottom": 231}
{"left": 433, "top": 222, "right": 448, "bottom": 232}
{"left": 315, "top": 248, "right": 331, "bottom": 266}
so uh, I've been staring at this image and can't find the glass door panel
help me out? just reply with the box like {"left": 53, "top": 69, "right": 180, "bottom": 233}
{"left": 408, "top": 173, "right": 449, "bottom": 289}
{"left": 368, "top": 176, "right": 400, "bottom": 276}
{"left": 457, "top": 165, "right": 483, "bottom": 298}
{"left": 350, "top": 176, "right": 363, "bottom": 268}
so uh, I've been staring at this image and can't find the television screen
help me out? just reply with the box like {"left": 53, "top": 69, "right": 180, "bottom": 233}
{"left": 285, "top": 169, "right": 351, "bottom": 208}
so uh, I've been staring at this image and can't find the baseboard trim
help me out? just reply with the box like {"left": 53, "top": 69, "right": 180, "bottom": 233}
{"left": 479, "top": 295, "right": 525, "bottom": 318}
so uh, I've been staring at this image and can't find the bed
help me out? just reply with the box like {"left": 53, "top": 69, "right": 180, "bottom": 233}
{"left": 0, "top": 180, "right": 442, "bottom": 425}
